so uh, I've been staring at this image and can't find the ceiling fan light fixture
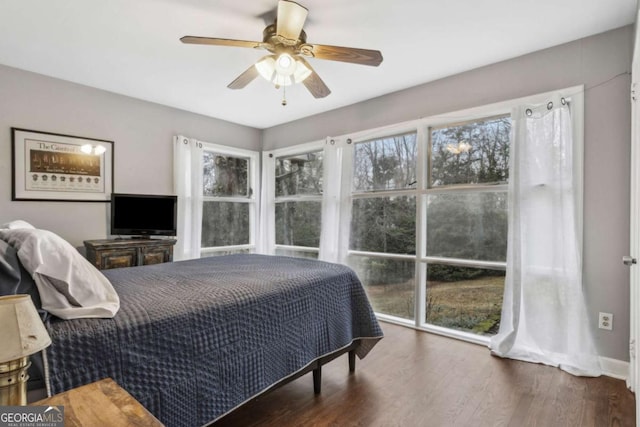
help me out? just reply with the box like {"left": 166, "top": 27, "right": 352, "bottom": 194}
{"left": 183, "top": 0, "right": 383, "bottom": 98}
{"left": 292, "top": 57, "right": 312, "bottom": 82}
{"left": 256, "top": 56, "right": 291, "bottom": 86}
{"left": 255, "top": 55, "right": 277, "bottom": 81}
{"left": 256, "top": 54, "right": 311, "bottom": 87}
{"left": 275, "top": 53, "right": 296, "bottom": 76}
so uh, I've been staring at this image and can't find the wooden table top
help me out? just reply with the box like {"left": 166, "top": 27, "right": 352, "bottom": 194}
{"left": 32, "top": 378, "right": 164, "bottom": 427}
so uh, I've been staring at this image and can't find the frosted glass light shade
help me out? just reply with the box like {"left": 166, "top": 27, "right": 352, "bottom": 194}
{"left": 0, "top": 295, "right": 51, "bottom": 363}
{"left": 256, "top": 54, "right": 312, "bottom": 87}
{"left": 275, "top": 54, "right": 296, "bottom": 76}
{"left": 292, "top": 58, "right": 312, "bottom": 82}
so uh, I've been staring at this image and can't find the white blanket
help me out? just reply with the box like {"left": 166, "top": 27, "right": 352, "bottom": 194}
{"left": 0, "top": 228, "right": 119, "bottom": 319}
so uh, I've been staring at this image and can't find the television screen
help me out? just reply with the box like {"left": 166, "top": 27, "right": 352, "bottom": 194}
{"left": 110, "top": 193, "right": 177, "bottom": 237}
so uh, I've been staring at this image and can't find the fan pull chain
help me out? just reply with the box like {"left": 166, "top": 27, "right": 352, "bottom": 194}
{"left": 282, "top": 84, "right": 287, "bottom": 106}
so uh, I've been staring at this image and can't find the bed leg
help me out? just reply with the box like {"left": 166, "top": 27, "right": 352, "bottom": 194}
{"left": 348, "top": 349, "right": 356, "bottom": 373}
{"left": 313, "top": 366, "right": 322, "bottom": 394}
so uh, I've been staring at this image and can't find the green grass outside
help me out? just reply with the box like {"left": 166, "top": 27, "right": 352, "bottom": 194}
{"left": 364, "top": 275, "right": 505, "bottom": 336}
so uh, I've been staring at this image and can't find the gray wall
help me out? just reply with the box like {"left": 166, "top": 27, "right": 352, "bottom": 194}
{"left": 0, "top": 64, "right": 261, "bottom": 247}
{"left": 263, "top": 26, "right": 633, "bottom": 362}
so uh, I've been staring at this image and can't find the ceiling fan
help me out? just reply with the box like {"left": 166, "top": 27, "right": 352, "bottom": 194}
{"left": 180, "top": 0, "right": 383, "bottom": 100}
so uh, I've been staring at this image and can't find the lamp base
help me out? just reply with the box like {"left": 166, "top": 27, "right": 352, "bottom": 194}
{"left": 0, "top": 356, "right": 30, "bottom": 406}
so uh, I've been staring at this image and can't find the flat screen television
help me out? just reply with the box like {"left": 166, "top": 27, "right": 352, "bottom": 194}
{"left": 110, "top": 193, "right": 177, "bottom": 237}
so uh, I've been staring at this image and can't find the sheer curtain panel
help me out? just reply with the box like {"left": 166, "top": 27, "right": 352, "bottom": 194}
{"left": 318, "top": 137, "right": 355, "bottom": 264}
{"left": 173, "top": 136, "right": 203, "bottom": 260}
{"left": 258, "top": 151, "right": 275, "bottom": 255}
{"left": 319, "top": 138, "right": 343, "bottom": 263}
{"left": 490, "top": 94, "right": 601, "bottom": 376}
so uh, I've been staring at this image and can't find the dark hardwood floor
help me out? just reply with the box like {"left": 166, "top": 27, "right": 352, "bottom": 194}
{"left": 214, "top": 322, "right": 635, "bottom": 427}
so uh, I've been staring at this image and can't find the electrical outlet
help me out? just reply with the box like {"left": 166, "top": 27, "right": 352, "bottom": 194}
{"left": 599, "top": 312, "right": 613, "bottom": 330}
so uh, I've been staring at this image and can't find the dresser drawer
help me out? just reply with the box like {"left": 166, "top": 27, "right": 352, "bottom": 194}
{"left": 84, "top": 239, "right": 176, "bottom": 271}
{"left": 100, "top": 249, "right": 138, "bottom": 270}
{"left": 141, "top": 246, "right": 172, "bottom": 265}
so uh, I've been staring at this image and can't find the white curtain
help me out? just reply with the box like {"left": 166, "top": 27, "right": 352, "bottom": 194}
{"left": 257, "top": 152, "right": 274, "bottom": 255}
{"left": 490, "top": 95, "right": 602, "bottom": 376}
{"left": 173, "top": 136, "right": 203, "bottom": 260}
{"left": 319, "top": 138, "right": 355, "bottom": 264}
{"left": 319, "top": 138, "right": 342, "bottom": 263}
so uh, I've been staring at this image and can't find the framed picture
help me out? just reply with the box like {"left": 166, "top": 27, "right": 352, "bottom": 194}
{"left": 11, "top": 128, "right": 114, "bottom": 202}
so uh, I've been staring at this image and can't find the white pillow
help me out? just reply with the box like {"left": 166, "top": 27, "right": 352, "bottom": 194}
{"left": 1, "top": 220, "right": 36, "bottom": 230}
{"left": 0, "top": 228, "right": 120, "bottom": 319}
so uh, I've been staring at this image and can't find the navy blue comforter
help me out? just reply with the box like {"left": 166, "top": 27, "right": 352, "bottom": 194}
{"left": 44, "top": 254, "right": 383, "bottom": 426}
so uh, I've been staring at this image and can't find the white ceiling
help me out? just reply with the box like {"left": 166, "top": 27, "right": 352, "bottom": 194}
{"left": 0, "top": 1, "right": 636, "bottom": 129}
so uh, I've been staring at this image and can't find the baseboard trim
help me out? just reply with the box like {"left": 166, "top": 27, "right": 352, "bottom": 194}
{"left": 600, "top": 356, "right": 629, "bottom": 381}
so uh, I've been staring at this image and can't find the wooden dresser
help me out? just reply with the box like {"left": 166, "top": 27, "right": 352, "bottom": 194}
{"left": 32, "top": 378, "right": 164, "bottom": 427}
{"left": 84, "top": 238, "right": 177, "bottom": 270}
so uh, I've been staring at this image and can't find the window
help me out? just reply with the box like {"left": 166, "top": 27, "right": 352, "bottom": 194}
{"left": 347, "top": 132, "right": 418, "bottom": 321}
{"left": 430, "top": 115, "right": 510, "bottom": 187}
{"left": 270, "top": 147, "right": 324, "bottom": 259}
{"left": 201, "top": 146, "right": 258, "bottom": 257}
{"left": 344, "top": 116, "right": 510, "bottom": 336}
{"left": 423, "top": 115, "right": 510, "bottom": 336}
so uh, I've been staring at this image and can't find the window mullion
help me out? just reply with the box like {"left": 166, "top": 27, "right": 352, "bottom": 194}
{"left": 415, "top": 126, "right": 427, "bottom": 328}
{"left": 275, "top": 244, "right": 319, "bottom": 253}
{"left": 351, "top": 189, "right": 417, "bottom": 199}
{"left": 347, "top": 250, "right": 416, "bottom": 261}
{"left": 203, "top": 196, "right": 253, "bottom": 203}
{"left": 274, "top": 195, "right": 323, "bottom": 203}
{"left": 424, "top": 184, "right": 508, "bottom": 195}
{"left": 422, "top": 256, "right": 506, "bottom": 270}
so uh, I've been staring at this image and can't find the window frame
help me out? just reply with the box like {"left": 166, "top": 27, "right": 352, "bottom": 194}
{"left": 420, "top": 109, "right": 511, "bottom": 343}
{"left": 346, "top": 126, "right": 422, "bottom": 323}
{"left": 427, "top": 113, "right": 511, "bottom": 189}
{"left": 263, "top": 140, "right": 325, "bottom": 258}
{"left": 343, "top": 114, "right": 511, "bottom": 341}
{"left": 348, "top": 128, "right": 421, "bottom": 257}
{"left": 420, "top": 115, "right": 510, "bottom": 340}
{"left": 200, "top": 142, "right": 259, "bottom": 257}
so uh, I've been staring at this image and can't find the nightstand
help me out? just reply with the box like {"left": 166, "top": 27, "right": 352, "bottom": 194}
{"left": 31, "top": 378, "right": 164, "bottom": 427}
{"left": 84, "top": 238, "right": 176, "bottom": 270}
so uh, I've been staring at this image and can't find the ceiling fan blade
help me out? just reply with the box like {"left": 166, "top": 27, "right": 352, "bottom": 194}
{"left": 276, "top": 0, "right": 308, "bottom": 41}
{"left": 303, "top": 72, "right": 331, "bottom": 98}
{"left": 180, "top": 36, "right": 265, "bottom": 49}
{"left": 227, "top": 64, "right": 260, "bottom": 89}
{"left": 297, "top": 58, "right": 330, "bottom": 98}
{"left": 303, "top": 44, "right": 383, "bottom": 66}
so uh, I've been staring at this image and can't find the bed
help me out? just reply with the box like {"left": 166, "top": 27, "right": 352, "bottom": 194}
{"left": 0, "top": 227, "right": 383, "bottom": 426}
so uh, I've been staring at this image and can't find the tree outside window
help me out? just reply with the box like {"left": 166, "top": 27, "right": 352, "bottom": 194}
{"left": 274, "top": 151, "right": 323, "bottom": 259}
{"left": 201, "top": 150, "right": 256, "bottom": 256}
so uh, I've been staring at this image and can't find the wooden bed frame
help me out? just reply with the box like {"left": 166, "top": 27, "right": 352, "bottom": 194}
{"left": 277, "top": 341, "right": 359, "bottom": 394}
{"left": 254, "top": 340, "right": 358, "bottom": 396}
{"left": 211, "top": 340, "right": 361, "bottom": 424}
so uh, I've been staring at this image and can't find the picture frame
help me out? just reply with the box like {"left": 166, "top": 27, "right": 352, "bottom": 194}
{"left": 11, "top": 128, "right": 114, "bottom": 202}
